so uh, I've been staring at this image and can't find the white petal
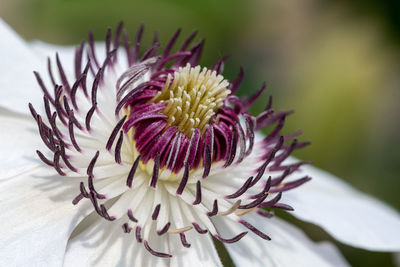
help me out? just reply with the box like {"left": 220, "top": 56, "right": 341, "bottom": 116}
{"left": 0, "top": 166, "right": 91, "bottom": 267}
{"left": 64, "top": 217, "right": 170, "bottom": 267}
{"left": 0, "top": 111, "right": 43, "bottom": 179}
{"left": 30, "top": 41, "right": 77, "bottom": 72}
{"left": 169, "top": 230, "right": 223, "bottom": 267}
{"left": 281, "top": 163, "right": 400, "bottom": 251}
{"left": 213, "top": 214, "right": 349, "bottom": 267}
{"left": 0, "top": 19, "right": 45, "bottom": 114}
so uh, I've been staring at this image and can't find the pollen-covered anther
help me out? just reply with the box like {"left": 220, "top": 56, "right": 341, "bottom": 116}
{"left": 152, "top": 64, "right": 231, "bottom": 136}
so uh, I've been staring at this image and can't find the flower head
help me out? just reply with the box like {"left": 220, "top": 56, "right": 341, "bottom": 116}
{"left": 1, "top": 19, "right": 400, "bottom": 267}
{"left": 29, "top": 23, "right": 311, "bottom": 258}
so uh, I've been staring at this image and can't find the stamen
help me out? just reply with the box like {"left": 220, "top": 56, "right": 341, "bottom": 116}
{"left": 167, "top": 226, "right": 192, "bottom": 234}
{"left": 239, "top": 220, "right": 271, "bottom": 240}
{"left": 135, "top": 226, "right": 142, "bottom": 243}
{"left": 207, "top": 199, "right": 218, "bottom": 217}
{"left": 192, "top": 222, "right": 208, "bottom": 234}
{"left": 192, "top": 180, "right": 202, "bottom": 205}
{"left": 218, "top": 200, "right": 241, "bottom": 216}
{"left": 150, "top": 153, "right": 160, "bottom": 188}
{"left": 152, "top": 204, "right": 161, "bottom": 220}
{"left": 126, "top": 155, "right": 141, "bottom": 188}
{"left": 144, "top": 240, "right": 172, "bottom": 258}
{"left": 122, "top": 223, "right": 132, "bottom": 233}
{"left": 215, "top": 232, "right": 247, "bottom": 243}
{"left": 179, "top": 233, "right": 191, "bottom": 248}
{"left": 114, "top": 131, "right": 124, "bottom": 164}
{"left": 127, "top": 209, "right": 138, "bottom": 223}
{"left": 157, "top": 222, "right": 171, "bottom": 236}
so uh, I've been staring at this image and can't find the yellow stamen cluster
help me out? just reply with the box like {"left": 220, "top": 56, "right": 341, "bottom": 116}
{"left": 152, "top": 64, "right": 231, "bottom": 136}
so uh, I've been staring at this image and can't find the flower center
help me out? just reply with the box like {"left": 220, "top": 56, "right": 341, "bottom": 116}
{"left": 152, "top": 64, "right": 230, "bottom": 136}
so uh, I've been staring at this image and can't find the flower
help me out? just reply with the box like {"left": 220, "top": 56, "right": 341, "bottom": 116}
{"left": 0, "top": 19, "right": 399, "bottom": 267}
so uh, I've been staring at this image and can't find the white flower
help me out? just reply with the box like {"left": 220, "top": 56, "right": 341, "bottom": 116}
{"left": 0, "top": 19, "right": 399, "bottom": 267}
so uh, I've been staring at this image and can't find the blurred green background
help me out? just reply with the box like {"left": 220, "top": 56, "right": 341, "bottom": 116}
{"left": 1, "top": 0, "right": 399, "bottom": 266}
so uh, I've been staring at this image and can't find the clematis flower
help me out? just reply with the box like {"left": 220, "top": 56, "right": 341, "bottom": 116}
{"left": 0, "top": 19, "right": 399, "bottom": 267}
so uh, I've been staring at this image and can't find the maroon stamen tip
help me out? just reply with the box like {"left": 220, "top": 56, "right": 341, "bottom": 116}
{"left": 157, "top": 222, "right": 171, "bottom": 236}
{"left": 91, "top": 70, "right": 101, "bottom": 106}
{"left": 258, "top": 192, "right": 282, "bottom": 209}
{"left": 68, "top": 119, "right": 81, "bottom": 152}
{"left": 56, "top": 53, "right": 71, "bottom": 94}
{"left": 179, "top": 233, "right": 191, "bottom": 248}
{"left": 132, "top": 24, "right": 145, "bottom": 64}
{"left": 239, "top": 220, "right": 271, "bottom": 240}
{"left": 243, "top": 82, "right": 266, "bottom": 108}
{"left": 225, "top": 176, "right": 253, "bottom": 199}
{"left": 215, "top": 232, "right": 248, "bottom": 243}
{"left": 150, "top": 153, "right": 160, "bottom": 188}
{"left": 127, "top": 209, "right": 138, "bottom": 223}
{"left": 36, "top": 150, "right": 54, "bottom": 167}
{"left": 114, "top": 131, "right": 124, "bottom": 164}
{"left": 106, "top": 115, "right": 127, "bottom": 151}
{"left": 47, "top": 57, "right": 56, "bottom": 87}
{"left": 192, "top": 180, "right": 202, "bottom": 205}
{"left": 207, "top": 199, "right": 218, "bottom": 217}
{"left": 126, "top": 155, "right": 141, "bottom": 188}
{"left": 230, "top": 67, "right": 244, "bottom": 94}
{"left": 143, "top": 240, "right": 172, "bottom": 258}
{"left": 85, "top": 103, "right": 97, "bottom": 131}
{"left": 135, "top": 226, "right": 142, "bottom": 243}
{"left": 250, "top": 176, "right": 271, "bottom": 199}
{"left": 211, "top": 55, "right": 229, "bottom": 74}
{"left": 238, "top": 193, "right": 267, "bottom": 210}
{"left": 152, "top": 204, "right": 161, "bottom": 220}
{"left": 88, "top": 30, "right": 100, "bottom": 69}
{"left": 272, "top": 203, "right": 294, "bottom": 211}
{"left": 74, "top": 41, "right": 84, "bottom": 80}
{"left": 202, "top": 145, "right": 211, "bottom": 178}
{"left": 179, "top": 30, "right": 198, "bottom": 52}
{"left": 176, "top": 162, "right": 189, "bottom": 195}
{"left": 122, "top": 223, "right": 132, "bottom": 233}
{"left": 224, "top": 130, "right": 238, "bottom": 167}
{"left": 87, "top": 151, "right": 100, "bottom": 176}
{"left": 72, "top": 193, "right": 84, "bottom": 205}
{"left": 100, "top": 204, "right": 115, "bottom": 221}
{"left": 34, "top": 71, "right": 55, "bottom": 106}
{"left": 163, "top": 28, "right": 181, "bottom": 58}
{"left": 79, "top": 181, "right": 89, "bottom": 198}
{"left": 53, "top": 150, "right": 66, "bottom": 176}
{"left": 269, "top": 176, "right": 311, "bottom": 193}
{"left": 192, "top": 222, "right": 208, "bottom": 234}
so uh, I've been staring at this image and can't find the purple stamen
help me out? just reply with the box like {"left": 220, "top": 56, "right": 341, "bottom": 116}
{"left": 143, "top": 240, "right": 172, "bottom": 258}
{"left": 152, "top": 204, "right": 161, "bottom": 220}
{"left": 239, "top": 220, "right": 271, "bottom": 240}
{"left": 126, "top": 155, "right": 141, "bottom": 188}
{"left": 179, "top": 233, "right": 191, "bottom": 248}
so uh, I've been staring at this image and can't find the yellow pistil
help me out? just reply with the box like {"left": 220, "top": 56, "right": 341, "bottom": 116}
{"left": 152, "top": 64, "right": 231, "bottom": 136}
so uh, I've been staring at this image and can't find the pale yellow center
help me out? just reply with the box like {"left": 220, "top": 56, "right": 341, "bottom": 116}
{"left": 152, "top": 64, "right": 231, "bottom": 136}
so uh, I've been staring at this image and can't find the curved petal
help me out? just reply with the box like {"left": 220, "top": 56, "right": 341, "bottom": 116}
{"left": 169, "top": 230, "right": 222, "bottom": 267}
{"left": 213, "top": 214, "right": 349, "bottom": 267}
{"left": 0, "top": 166, "right": 91, "bottom": 266}
{"left": 64, "top": 216, "right": 170, "bottom": 267}
{"left": 64, "top": 215, "right": 222, "bottom": 267}
{"left": 0, "top": 111, "right": 44, "bottom": 179}
{"left": 281, "top": 163, "right": 400, "bottom": 251}
{"left": 0, "top": 19, "right": 45, "bottom": 115}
